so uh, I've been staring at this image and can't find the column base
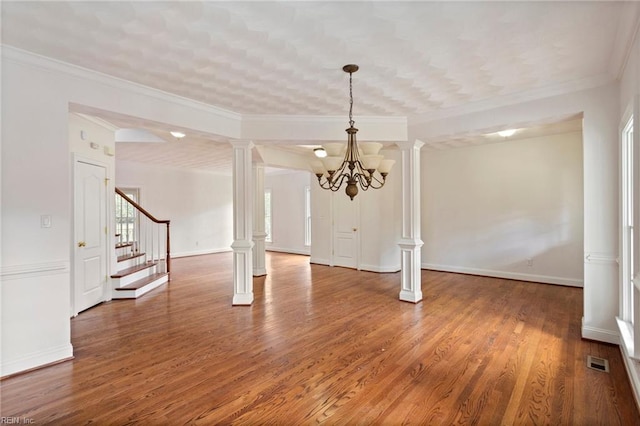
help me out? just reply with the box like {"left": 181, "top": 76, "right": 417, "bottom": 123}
{"left": 232, "top": 293, "right": 254, "bottom": 306}
{"left": 399, "top": 289, "right": 423, "bottom": 303}
{"left": 253, "top": 268, "right": 267, "bottom": 277}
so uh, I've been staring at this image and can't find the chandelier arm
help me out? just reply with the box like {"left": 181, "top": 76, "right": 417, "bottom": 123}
{"left": 318, "top": 174, "right": 347, "bottom": 192}
{"left": 354, "top": 171, "right": 387, "bottom": 190}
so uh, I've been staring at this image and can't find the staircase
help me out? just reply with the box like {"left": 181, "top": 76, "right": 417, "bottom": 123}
{"left": 112, "top": 188, "right": 171, "bottom": 299}
{"left": 111, "top": 239, "right": 169, "bottom": 298}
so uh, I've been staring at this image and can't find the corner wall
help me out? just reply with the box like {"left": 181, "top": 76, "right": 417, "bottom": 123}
{"left": 422, "top": 131, "right": 584, "bottom": 286}
{"left": 412, "top": 82, "right": 620, "bottom": 344}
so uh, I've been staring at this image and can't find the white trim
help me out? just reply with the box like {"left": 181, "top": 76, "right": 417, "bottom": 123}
{"left": 242, "top": 114, "right": 407, "bottom": 125}
{"left": 172, "top": 248, "right": 232, "bottom": 258}
{"left": 581, "top": 317, "right": 620, "bottom": 345}
{"left": 0, "top": 344, "right": 73, "bottom": 378}
{"left": 617, "top": 317, "right": 639, "bottom": 361}
{"left": 3, "top": 46, "right": 241, "bottom": 120}
{"left": 310, "top": 257, "right": 331, "bottom": 266}
{"left": 410, "top": 73, "right": 613, "bottom": 124}
{"left": 609, "top": 1, "right": 640, "bottom": 80}
{"left": 359, "top": 263, "right": 401, "bottom": 273}
{"left": 422, "top": 263, "right": 583, "bottom": 287}
{"left": 0, "top": 261, "right": 69, "bottom": 280}
{"left": 266, "top": 247, "right": 310, "bottom": 256}
{"left": 584, "top": 252, "right": 619, "bottom": 264}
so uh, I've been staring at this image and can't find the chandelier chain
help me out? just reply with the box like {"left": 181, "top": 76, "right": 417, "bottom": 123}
{"left": 349, "top": 71, "right": 354, "bottom": 127}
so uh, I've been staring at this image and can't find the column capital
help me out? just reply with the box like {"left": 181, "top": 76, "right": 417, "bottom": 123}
{"left": 230, "top": 139, "right": 255, "bottom": 149}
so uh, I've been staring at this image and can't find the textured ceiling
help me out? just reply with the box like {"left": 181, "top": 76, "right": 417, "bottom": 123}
{"left": 2, "top": 1, "right": 633, "bottom": 172}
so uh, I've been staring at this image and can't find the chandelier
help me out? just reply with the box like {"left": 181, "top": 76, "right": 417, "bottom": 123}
{"left": 311, "top": 64, "right": 395, "bottom": 200}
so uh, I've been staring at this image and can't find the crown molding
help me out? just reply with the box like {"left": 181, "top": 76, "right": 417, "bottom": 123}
{"left": 242, "top": 114, "right": 407, "bottom": 125}
{"left": 74, "top": 113, "right": 119, "bottom": 132}
{"left": 2, "top": 45, "right": 242, "bottom": 122}
{"left": 609, "top": 1, "right": 640, "bottom": 80}
{"left": 409, "top": 73, "right": 614, "bottom": 125}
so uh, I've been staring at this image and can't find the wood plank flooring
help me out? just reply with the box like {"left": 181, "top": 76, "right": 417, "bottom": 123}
{"left": 1, "top": 252, "right": 639, "bottom": 425}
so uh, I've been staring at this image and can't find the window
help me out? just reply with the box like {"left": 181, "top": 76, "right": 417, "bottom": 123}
{"left": 115, "top": 187, "right": 140, "bottom": 243}
{"left": 305, "top": 186, "right": 311, "bottom": 246}
{"left": 622, "top": 117, "right": 634, "bottom": 324}
{"left": 619, "top": 109, "right": 639, "bottom": 360}
{"left": 265, "top": 189, "right": 272, "bottom": 243}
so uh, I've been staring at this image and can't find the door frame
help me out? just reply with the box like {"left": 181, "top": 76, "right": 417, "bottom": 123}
{"left": 71, "top": 154, "right": 112, "bottom": 317}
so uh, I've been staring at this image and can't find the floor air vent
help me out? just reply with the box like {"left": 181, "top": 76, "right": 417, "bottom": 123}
{"left": 587, "top": 355, "right": 610, "bottom": 372}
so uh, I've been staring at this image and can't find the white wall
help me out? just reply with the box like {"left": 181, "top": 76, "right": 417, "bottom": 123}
{"left": 422, "top": 132, "right": 584, "bottom": 286}
{"left": 116, "top": 161, "right": 233, "bottom": 257}
{"left": 265, "top": 170, "right": 311, "bottom": 255}
{"left": 358, "top": 149, "right": 402, "bottom": 272}
{"left": 2, "top": 58, "right": 73, "bottom": 377}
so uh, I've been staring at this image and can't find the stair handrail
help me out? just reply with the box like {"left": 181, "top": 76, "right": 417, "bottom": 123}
{"left": 115, "top": 187, "right": 171, "bottom": 277}
{"left": 116, "top": 188, "right": 170, "bottom": 224}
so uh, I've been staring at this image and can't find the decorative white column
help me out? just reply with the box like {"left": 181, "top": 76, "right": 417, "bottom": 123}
{"left": 231, "top": 140, "right": 254, "bottom": 305}
{"left": 398, "top": 140, "right": 424, "bottom": 303}
{"left": 253, "top": 163, "right": 267, "bottom": 276}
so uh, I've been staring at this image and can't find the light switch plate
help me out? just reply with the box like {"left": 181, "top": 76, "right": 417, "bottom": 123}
{"left": 41, "top": 215, "right": 52, "bottom": 228}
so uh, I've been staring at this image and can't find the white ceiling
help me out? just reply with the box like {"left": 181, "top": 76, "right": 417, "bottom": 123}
{"left": 2, "top": 1, "right": 635, "bottom": 172}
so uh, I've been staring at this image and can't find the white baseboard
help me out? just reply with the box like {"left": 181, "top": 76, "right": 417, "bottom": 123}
{"left": 172, "top": 248, "right": 231, "bottom": 258}
{"left": 310, "top": 257, "right": 331, "bottom": 266}
{"left": 422, "top": 263, "right": 583, "bottom": 287}
{"left": 266, "top": 246, "right": 310, "bottom": 256}
{"left": 359, "top": 263, "right": 401, "bottom": 273}
{"left": 581, "top": 318, "right": 620, "bottom": 344}
{"left": 1, "top": 343, "right": 74, "bottom": 378}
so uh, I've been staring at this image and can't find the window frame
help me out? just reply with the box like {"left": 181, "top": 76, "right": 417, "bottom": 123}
{"left": 264, "top": 188, "right": 272, "bottom": 243}
{"left": 304, "top": 185, "right": 311, "bottom": 247}
{"left": 618, "top": 95, "right": 640, "bottom": 360}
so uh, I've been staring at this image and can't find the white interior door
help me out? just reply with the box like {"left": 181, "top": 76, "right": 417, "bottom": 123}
{"left": 332, "top": 191, "right": 360, "bottom": 269}
{"left": 74, "top": 159, "right": 108, "bottom": 314}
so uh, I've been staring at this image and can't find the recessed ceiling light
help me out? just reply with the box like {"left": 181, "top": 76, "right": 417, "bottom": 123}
{"left": 314, "top": 147, "right": 327, "bottom": 158}
{"left": 170, "top": 131, "right": 186, "bottom": 139}
{"left": 497, "top": 129, "right": 517, "bottom": 137}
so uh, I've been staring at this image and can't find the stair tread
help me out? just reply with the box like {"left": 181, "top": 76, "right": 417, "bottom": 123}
{"left": 111, "top": 261, "right": 158, "bottom": 278}
{"left": 117, "top": 252, "right": 145, "bottom": 263}
{"left": 116, "top": 242, "right": 133, "bottom": 248}
{"left": 115, "top": 272, "right": 168, "bottom": 290}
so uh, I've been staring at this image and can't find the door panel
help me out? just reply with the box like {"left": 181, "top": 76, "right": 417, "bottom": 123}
{"left": 74, "top": 160, "right": 107, "bottom": 314}
{"left": 332, "top": 192, "right": 359, "bottom": 269}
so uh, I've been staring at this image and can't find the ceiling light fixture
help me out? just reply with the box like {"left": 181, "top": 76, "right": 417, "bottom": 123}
{"left": 313, "top": 147, "right": 327, "bottom": 158}
{"left": 310, "top": 64, "right": 395, "bottom": 200}
{"left": 170, "top": 131, "right": 186, "bottom": 139}
{"left": 497, "top": 129, "right": 517, "bottom": 137}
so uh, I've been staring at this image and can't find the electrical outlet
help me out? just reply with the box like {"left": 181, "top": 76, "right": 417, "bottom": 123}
{"left": 526, "top": 258, "right": 533, "bottom": 267}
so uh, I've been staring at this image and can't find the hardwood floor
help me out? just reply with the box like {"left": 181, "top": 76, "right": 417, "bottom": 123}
{"left": 2, "top": 252, "right": 639, "bottom": 425}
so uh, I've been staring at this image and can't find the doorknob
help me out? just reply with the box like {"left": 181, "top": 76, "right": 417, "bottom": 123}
{"left": 352, "top": 228, "right": 357, "bottom": 232}
{"left": 78, "top": 241, "right": 86, "bottom": 247}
